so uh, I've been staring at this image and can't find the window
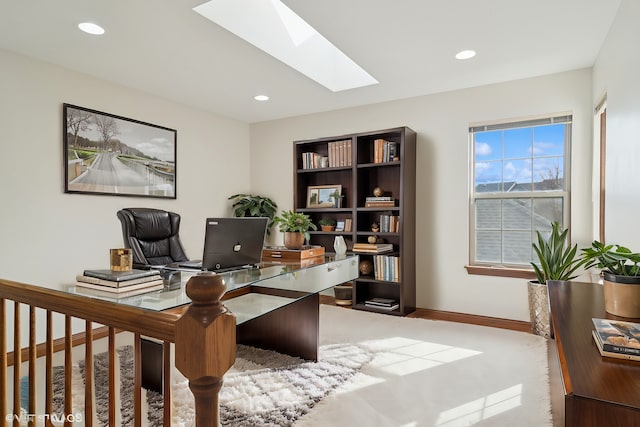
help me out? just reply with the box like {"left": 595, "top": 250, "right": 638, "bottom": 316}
{"left": 469, "top": 115, "right": 571, "bottom": 268}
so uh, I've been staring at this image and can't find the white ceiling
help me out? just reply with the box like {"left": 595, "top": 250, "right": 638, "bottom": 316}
{"left": 0, "top": 0, "right": 621, "bottom": 124}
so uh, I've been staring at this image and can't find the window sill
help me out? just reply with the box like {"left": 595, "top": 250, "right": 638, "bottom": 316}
{"left": 465, "top": 265, "right": 536, "bottom": 280}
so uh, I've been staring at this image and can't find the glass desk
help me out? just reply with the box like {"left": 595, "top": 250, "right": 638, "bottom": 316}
{"left": 69, "top": 255, "right": 359, "bottom": 388}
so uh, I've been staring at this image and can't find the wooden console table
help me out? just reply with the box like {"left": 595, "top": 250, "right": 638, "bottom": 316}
{"left": 548, "top": 280, "right": 640, "bottom": 426}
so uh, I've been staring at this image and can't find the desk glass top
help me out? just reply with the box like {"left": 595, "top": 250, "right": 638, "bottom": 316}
{"left": 68, "top": 255, "right": 359, "bottom": 321}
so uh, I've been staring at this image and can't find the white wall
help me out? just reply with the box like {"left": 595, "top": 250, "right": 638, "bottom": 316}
{"left": 593, "top": 0, "right": 640, "bottom": 246}
{"left": 250, "top": 69, "right": 594, "bottom": 321}
{"left": 0, "top": 48, "right": 252, "bottom": 289}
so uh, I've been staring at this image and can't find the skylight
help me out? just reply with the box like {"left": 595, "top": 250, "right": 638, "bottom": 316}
{"left": 193, "top": 0, "right": 378, "bottom": 92}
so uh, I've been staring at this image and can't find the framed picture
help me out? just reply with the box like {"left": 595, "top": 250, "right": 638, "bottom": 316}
{"left": 63, "top": 103, "right": 177, "bottom": 199}
{"left": 307, "top": 185, "right": 342, "bottom": 208}
{"left": 335, "top": 220, "right": 345, "bottom": 232}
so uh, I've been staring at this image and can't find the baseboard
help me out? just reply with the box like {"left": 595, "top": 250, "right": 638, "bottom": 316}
{"left": 320, "top": 295, "right": 531, "bottom": 333}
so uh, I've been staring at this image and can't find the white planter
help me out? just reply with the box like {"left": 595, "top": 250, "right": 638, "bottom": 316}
{"left": 528, "top": 280, "right": 551, "bottom": 338}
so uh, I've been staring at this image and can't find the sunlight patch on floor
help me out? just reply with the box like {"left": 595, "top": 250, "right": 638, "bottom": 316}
{"left": 363, "top": 337, "right": 482, "bottom": 376}
{"left": 435, "top": 384, "right": 523, "bottom": 426}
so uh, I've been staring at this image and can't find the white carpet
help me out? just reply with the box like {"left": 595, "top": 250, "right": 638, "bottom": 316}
{"left": 295, "top": 305, "right": 551, "bottom": 427}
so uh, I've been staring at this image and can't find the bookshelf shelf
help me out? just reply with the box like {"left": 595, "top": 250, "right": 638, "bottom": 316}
{"left": 293, "top": 126, "right": 416, "bottom": 316}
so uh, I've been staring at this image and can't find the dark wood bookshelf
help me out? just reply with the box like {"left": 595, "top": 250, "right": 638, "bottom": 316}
{"left": 293, "top": 126, "right": 416, "bottom": 316}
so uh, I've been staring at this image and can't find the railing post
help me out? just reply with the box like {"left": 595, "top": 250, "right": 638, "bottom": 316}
{"left": 174, "top": 272, "right": 236, "bottom": 427}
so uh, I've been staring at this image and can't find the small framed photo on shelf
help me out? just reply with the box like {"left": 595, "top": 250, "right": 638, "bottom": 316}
{"left": 335, "top": 220, "right": 345, "bottom": 231}
{"left": 307, "top": 185, "right": 342, "bottom": 208}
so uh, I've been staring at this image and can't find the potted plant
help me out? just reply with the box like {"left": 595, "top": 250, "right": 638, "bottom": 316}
{"left": 318, "top": 217, "right": 336, "bottom": 231}
{"left": 271, "top": 210, "right": 317, "bottom": 249}
{"left": 329, "top": 190, "right": 344, "bottom": 208}
{"left": 581, "top": 240, "right": 640, "bottom": 318}
{"left": 228, "top": 193, "right": 278, "bottom": 234}
{"left": 529, "top": 222, "right": 587, "bottom": 337}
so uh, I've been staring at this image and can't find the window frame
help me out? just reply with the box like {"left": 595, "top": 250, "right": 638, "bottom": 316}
{"left": 468, "top": 114, "right": 572, "bottom": 271}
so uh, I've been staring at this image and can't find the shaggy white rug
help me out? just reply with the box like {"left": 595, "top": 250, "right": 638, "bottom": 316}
{"left": 56, "top": 305, "right": 552, "bottom": 426}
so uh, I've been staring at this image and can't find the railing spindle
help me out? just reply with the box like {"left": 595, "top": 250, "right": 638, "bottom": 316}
{"left": 0, "top": 299, "right": 6, "bottom": 427}
{"left": 85, "top": 321, "right": 94, "bottom": 427}
{"left": 13, "top": 302, "right": 21, "bottom": 427}
{"left": 64, "top": 315, "right": 72, "bottom": 427}
{"left": 134, "top": 334, "right": 142, "bottom": 427}
{"left": 28, "top": 306, "right": 36, "bottom": 427}
{"left": 108, "top": 327, "right": 115, "bottom": 427}
{"left": 45, "top": 311, "right": 53, "bottom": 427}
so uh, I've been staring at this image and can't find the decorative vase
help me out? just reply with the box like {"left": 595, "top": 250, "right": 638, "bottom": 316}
{"left": 603, "top": 272, "right": 640, "bottom": 318}
{"left": 334, "top": 235, "right": 347, "bottom": 255}
{"left": 333, "top": 282, "right": 353, "bottom": 306}
{"left": 283, "top": 231, "right": 305, "bottom": 249}
{"left": 528, "top": 280, "right": 551, "bottom": 338}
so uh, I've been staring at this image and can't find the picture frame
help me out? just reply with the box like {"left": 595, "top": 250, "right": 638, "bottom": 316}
{"left": 335, "top": 220, "right": 345, "bottom": 232}
{"left": 306, "top": 185, "right": 342, "bottom": 208}
{"left": 63, "top": 103, "right": 177, "bottom": 199}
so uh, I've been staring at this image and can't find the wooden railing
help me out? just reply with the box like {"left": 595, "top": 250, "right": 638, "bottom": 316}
{"left": 0, "top": 272, "right": 235, "bottom": 426}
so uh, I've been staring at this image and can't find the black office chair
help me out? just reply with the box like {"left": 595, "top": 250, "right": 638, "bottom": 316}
{"left": 117, "top": 207, "right": 189, "bottom": 268}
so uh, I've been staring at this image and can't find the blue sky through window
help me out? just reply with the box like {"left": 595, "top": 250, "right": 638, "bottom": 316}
{"left": 474, "top": 123, "right": 565, "bottom": 188}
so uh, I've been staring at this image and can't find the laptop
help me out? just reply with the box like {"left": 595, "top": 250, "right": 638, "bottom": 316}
{"left": 179, "top": 217, "right": 268, "bottom": 272}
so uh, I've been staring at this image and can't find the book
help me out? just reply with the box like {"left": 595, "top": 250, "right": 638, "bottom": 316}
{"left": 76, "top": 273, "right": 163, "bottom": 288}
{"left": 592, "top": 318, "right": 640, "bottom": 356}
{"left": 592, "top": 330, "right": 640, "bottom": 361}
{"left": 83, "top": 268, "right": 161, "bottom": 282}
{"left": 365, "top": 300, "right": 399, "bottom": 311}
{"left": 352, "top": 243, "right": 393, "bottom": 253}
{"left": 75, "top": 282, "right": 164, "bottom": 298}
{"left": 365, "top": 201, "right": 395, "bottom": 208}
{"left": 75, "top": 279, "right": 165, "bottom": 293}
{"left": 365, "top": 297, "right": 397, "bottom": 306}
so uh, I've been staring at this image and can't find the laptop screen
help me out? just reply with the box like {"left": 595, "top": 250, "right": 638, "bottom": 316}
{"left": 201, "top": 217, "right": 268, "bottom": 271}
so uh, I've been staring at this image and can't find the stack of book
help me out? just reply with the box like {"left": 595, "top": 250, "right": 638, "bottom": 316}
{"left": 76, "top": 268, "right": 164, "bottom": 297}
{"left": 592, "top": 318, "right": 640, "bottom": 361}
{"left": 365, "top": 297, "right": 399, "bottom": 311}
{"left": 365, "top": 197, "right": 395, "bottom": 208}
{"left": 373, "top": 139, "right": 399, "bottom": 163}
{"left": 378, "top": 214, "right": 400, "bottom": 232}
{"left": 373, "top": 255, "right": 400, "bottom": 282}
{"left": 352, "top": 243, "right": 394, "bottom": 253}
{"left": 327, "top": 139, "right": 352, "bottom": 167}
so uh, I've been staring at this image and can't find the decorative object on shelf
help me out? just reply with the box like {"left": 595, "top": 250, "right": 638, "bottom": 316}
{"left": 63, "top": 103, "right": 177, "bottom": 199}
{"left": 359, "top": 259, "right": 373, "bottom": 275}
{"left": 581, "top": 240, "right": 640, "bottom": 318}
{"left": 371, "top": 222, "right": 380, "bottom": 232}
{"left": 333, "top": 282, "right": 353, "bottom": 306}
{"left": 368, "top": 235, "right": 378, "bottom": 244}
{"left": 330, "top": 189, "right": 344, "bottom": 208}
{"left": 530, "top": 221, "right": 587, "bottom": 338}
{"left": 228, "top": 193, "right": 278, "bottom": 234}
{"left": 318, "top": 217, "right": 336, "bottom": 231}
{"left": 335, "top": 220, "right": 345, "bottom": 232}
{"left": 307, "top": 185, "right": 342, "bottom": 208}
{"left": 372, "top": 186, "right": 384, "bottom": 197}
{"left": 262, "top": 245, "right": 325, "bottom": 260}
{"left": 272, "top": 210, "right": 317, "bottom": 249}
{"left": 110, "top": 248, "right": 132, "bottom": 272}
{"left": 334, "top": 236, "right": 347, "bottom": 255}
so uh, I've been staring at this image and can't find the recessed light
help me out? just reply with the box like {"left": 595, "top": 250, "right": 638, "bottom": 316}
{"left": 254, "top": 95, "right": 269, "bottom": 101}
{"left": 78, "top": 22, "right": 105, "bottom": 35}
{"left": 455, "top": 50, "right": 476, "bottom": 60}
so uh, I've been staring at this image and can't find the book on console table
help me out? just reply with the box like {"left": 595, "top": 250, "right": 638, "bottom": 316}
{"left": 76, "top": 273, "right": 163, "bottom": 288}
{"left": 262, "top": 245, "right": 325, "bottom": 260}
{"left": 592, "top": 318, "right": 640, "bottom": 359}
{"left": 75, "top": 279, "right": 164, "bottom": 294}
{"left": 75, "top": 282, "right": 164, "bottom": 298}
{"left": 83, "top": 268, "right": 161, "bottom": 282}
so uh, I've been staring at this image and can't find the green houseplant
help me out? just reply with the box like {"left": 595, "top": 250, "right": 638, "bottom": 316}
{"left": 228, "top": 193, "right": 278, "bottom": 234}
{"left": 581, "top": 240, "right": 640, "bottom": 317}
{"left": 529, "top": 222, "right": 587, "bottom": 338}
{"left": 271, "top": 210, "right": 317, "bottom": 249}
{"left": 318, "top": 217, "right": 336, "bottom": 231}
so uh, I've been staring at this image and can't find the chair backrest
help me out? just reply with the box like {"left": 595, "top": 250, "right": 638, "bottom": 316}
{"left": 117, "top": 208, "right": 189, "bottom": 267}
